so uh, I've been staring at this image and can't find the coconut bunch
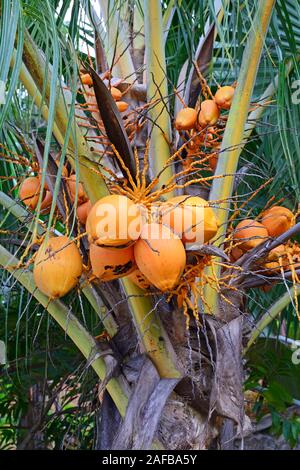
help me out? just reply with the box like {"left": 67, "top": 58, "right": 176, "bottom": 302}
{"left": 85, "top": 194, "right": 219, "bottom": 293}
{"left": 19, "top": 163, "right": 93, "bottom": 225}
{"left": 229, "top": 205, "right": 299, "bottom": 288}
{"left": 32, "top": 193, "right": 219, "bottom": 300}
{"left": 79, "top": 71, "right": 141, "bottom": 145}
{"left": 19, "top": 175, "right": 53, "bottom": 214}
{"left": 174, "top": 85, "right": 235, "bottom": 172}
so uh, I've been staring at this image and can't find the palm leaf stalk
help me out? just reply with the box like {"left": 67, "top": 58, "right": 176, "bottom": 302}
{"left": 0, "top": 244, "right": 129, "bottom": 418}
{"left": 144, "top": 0, "right": 173, "bottom": 192}
{"left": 205, "top": 0, "right": 276, "bottom": 314}
{"left": 245, "top": 285, "right": 300, "bottom": 353}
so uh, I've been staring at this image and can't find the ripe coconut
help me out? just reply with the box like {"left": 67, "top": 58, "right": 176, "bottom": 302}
{"left": 267, "top": 244, "right": 286, "bottom": 261}
{"left": 90, "top": 244, "right": 135, "bottom": 281}
{"left": 198, "top": 100, "right": 220, "bottom": 127}
{"left": 134, "top": 223, "right": 186, "bottom": 292}
{"left": 67, "top": 174, "right": 88, "bottom": 205}
{"left": 33, "top": 236, "right": 83, "bottom": 298}
{"left": 234, "top": 219, "right": 268, "bottom": 251}
{"left": 209, "top": 153, "right": 218, "bottom": 171}
{"left": 110, "top": 86, "right": 122, "bottom": 101}
{"left": 40, "top": 191, "right": 53, "bottom": 214}
{"left": 77, "top": 200, "right": 93, "bottom": 225}
{"left": 19, "top": 176, "right": 41, "bottom": 210}
{"left": 86, "top": 194, "right": 142, "bottom": 247}
{"left": 214, "top": 86, "right": 235, "bottom": 110}
{"left": 263, "top": 260, "right": 281, "bottom": 273}
{"left": 81, "top": 73, "right": 93, "bottom": 86}
{"left": 160, "top": 195, "right": 219, "bottom": 245}
{"left": 116, "top": 101, "right": 129, "bottom": 112}
{"left": 175, "top": 107, "right": 198, "bottom": 131}
{"left": 261, "top": 206, "right": 294, "bottom": 237}
{"left": 127, "top": 268, "right": 152, "bottom": 290}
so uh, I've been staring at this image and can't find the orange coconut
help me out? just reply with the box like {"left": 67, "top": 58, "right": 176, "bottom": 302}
{"left": 198, "top": 100, "right": 220, "bottom": 127}
{"left": 134, "top": 223, "right": 186, "bottom": 292}
{"left": 116, "top": 101, "right": 129, "bottom": 112}
{"left": 81, "top": 73, "right": 93, "bottom": 86}
{"left": 86, "top": 194, "right": 142, "bottom": 247}
{"left": 90, "top": 244, "right": 135, "bottom": 281}
{"left": 67, "top": 174, "right": 88, "bottom": 205}
{"left": 214, "top": 86, "right": 235, "bottom": 110}
{"left": 77, "top": 200, "right": 93, "bottom": 225}
{"left": 267, "top": 244, "right": 286, "bottom": 261}
{"left": 160, "top": 195, "right": 218, "bottom": 245}
{"left": 127, "top": 268, "right": 152, "bottom": 290}
{"left": 261, "top": 206, "right": 294, "bottom": 237}
{"left": 33, "top": 236, "right": 83, "bottom": 298}
{"left": 234, "top": 219, "right": 268, "bottom": 251}
{"left": 110, "top": 86, "right": 122, "bottom": 101}
{"left": 19, "top": 176, "right": 41, "bottom": 210}
{"left": 175, "top": 107, "right": 198, "bottom": 131}
{"left": 263, "top": 260, "right": 281, "bottom": 273}
{"left": 40, "top": 191, "right": 53, "bottom": 214}
{"left": 209, "top": 153, "right": 218, "bottom": 171}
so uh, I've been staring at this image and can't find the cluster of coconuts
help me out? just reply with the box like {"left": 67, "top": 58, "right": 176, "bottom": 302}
{"left": 175, "top": 86, "right": 235, "bottom": 171}
{"left": 19, "top": 165, "right": 93, "bottom": 225}
{"left": 231, "top": 205, "right": 296, "bottom": 274}
{"left": 32, "top": 193, "right": 219, "bottom": 299}
{"left": 81, "top": 73, "right": 129, "bottom": 114}
{"left": 174, "top": 86, "right": 235, "bottom": 132}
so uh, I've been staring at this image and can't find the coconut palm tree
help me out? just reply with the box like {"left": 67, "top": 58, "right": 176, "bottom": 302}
{"left": 1, "top": 0, "right": 300, "bottom": 450}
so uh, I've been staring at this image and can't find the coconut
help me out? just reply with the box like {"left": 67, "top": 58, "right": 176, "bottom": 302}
{"left": 116, "top": 101, "right": 129, "bottom": 112}
{"left": 90, "top": 244, "right": 135, "bottom": 281}
{"left": 175, "top": 107, "right": 198, "bottom": 131}
{"left": 214, "top": 86, "right": 235, "bottom": 110}
{"left": 81, "top": 73, "right": 93, "bottom": 86}
{"left": 19, "top": 176, "right": 41, "bottom": 210}
{"left": 40, "top": 191, "right": 53, "bottom": 214}
{"left": 160, "top": 195, "right": 218, "bottom": 245}
{"left": 67, "top": 174, "right": 88, "bottom": 205}
{"left": 234, "top": 219, "right": 268, "bottom": 251}
{"left": 134, "top": 223, "right": 186, "bottom": 292}
{"left": 33, "top": 236, "right": 83, "bottom": 298}
{"left": 77, "top": 200, "right": 93, "bottom": 225}
{"left": 110, "top": 87, "right": 122, "bottom": 101}
{"left": 198, "top": 100, "right": 220, "bottom": 127}
{"left": 126, "top": 268, "right": 152, "bottom": 290}
{"left": 86, "top": 194, "right": 142, "bottom": 247}
{"left": 261, "top": 206, "right": 294, "bottom": 237}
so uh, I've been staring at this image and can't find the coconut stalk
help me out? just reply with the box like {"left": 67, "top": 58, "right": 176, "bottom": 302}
{"left": 86, "top": 0, "right": 136, "bottom": 81}
{"left": 0, "top": 244, "right": 129, "bottom": 417}
{"left": 144, "top": 0, "right": 173, "bottom": 192}
{"left": 122, "top": 279, "right": 182, "bottom": 378}
{"left": 205, "top": 0, "right": 276, "bottom": 313}
{"left": 21, "top": 30, "right": 108, "bottom": 204}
